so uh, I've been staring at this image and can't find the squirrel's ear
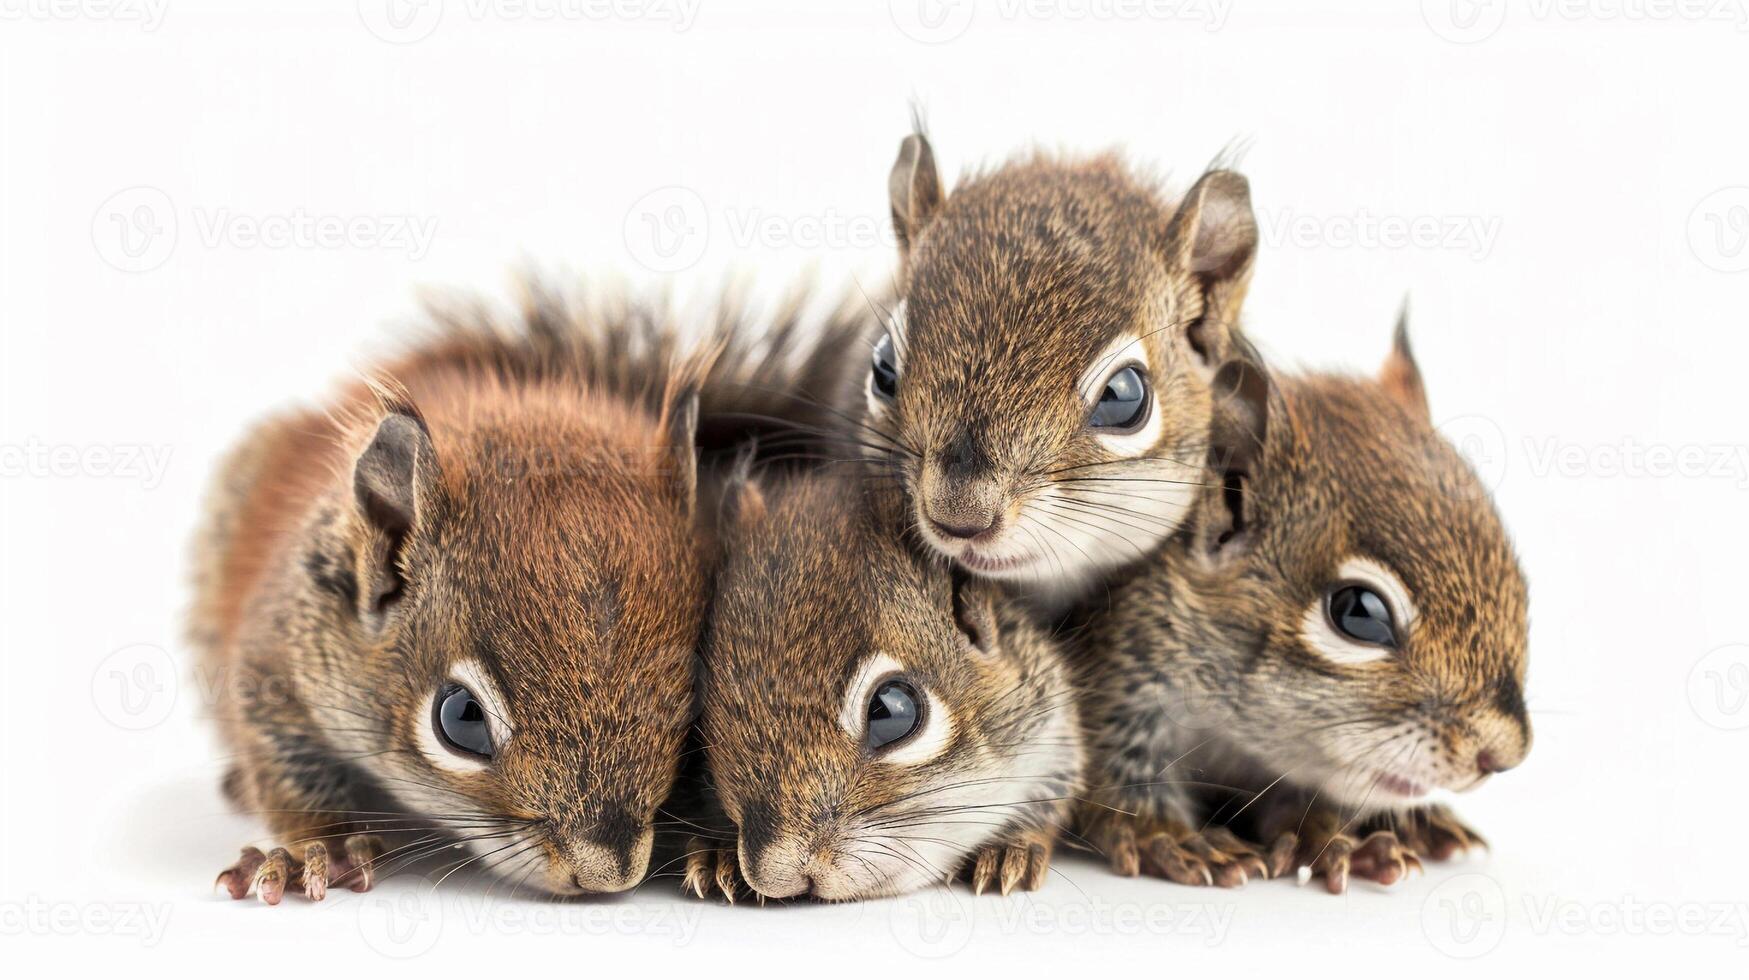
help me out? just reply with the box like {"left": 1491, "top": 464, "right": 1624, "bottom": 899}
{"left": 1198, "top": 345, "right": 1272, "bottom": 564}
{"left": 1379, "top": 302, "right": 1430, "bottom": 422}
{"left": 718, "top": 448, "right": 767, "bottom": 528}
{"left": 949, "top": 568, "right": 999, "bottom": 658}
{"left": 352, "top": 410, "right": 438, "bottom": 618}
{"left": 889, "top": 132, "right": 944, "bottom": 256}
{"left": 1162, "top": 169, "right": 1259, "bottom": 366}
{"left": 663, "top": 384, "right": 701, "bottom": 519}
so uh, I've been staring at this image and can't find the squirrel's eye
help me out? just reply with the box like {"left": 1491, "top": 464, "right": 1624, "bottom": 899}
{"left": 434, "top": 684, "right": 494, "bottom": 759}
{"left": 870, "top": 333, "right": 899, "bottom": 401}
{"left": 1327, "top": 585, "right": 1397, "bottom": 648}
{"left": 1089, "top": 365, "right": 1149, "bottom": 430}
{"left": 866, "top": 677, "right": 922, "bottom": 750}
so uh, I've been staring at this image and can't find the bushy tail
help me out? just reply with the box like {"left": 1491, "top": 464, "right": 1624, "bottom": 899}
{"left": 415, "top": 276, "right": 878, "bottom": 467}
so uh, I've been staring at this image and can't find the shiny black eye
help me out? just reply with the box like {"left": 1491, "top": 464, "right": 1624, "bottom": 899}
{"left": 1090, "top": 365, "right": 1149, "bottom": 430}
{"left": 866, "top": 678, "right": 922, "bottom": 751}
{"left": 1327, "top": 585, "right": 1397, "bottom": 648}
{"left": 434, "top": 684, "right": 493, "bottom": 759}
{"left": 870, "top": 333, "right": 899, "bottom": 401}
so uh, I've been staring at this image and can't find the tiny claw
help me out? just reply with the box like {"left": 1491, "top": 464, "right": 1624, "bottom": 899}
{"left": 1108, "top": 826, "right": 1140, "bottom": 878}
{"left": 216, "top": 846, "right": 266, "bottom": 901}
{"left": 343, "top": 834, "right": 383, "bottom": 893}
{"left": 1325, "top": 857, "right": 1349, "bottom": 895}
{"left": 972, "top": 848, "right": 998, "bottom": 896}
{"left": 302, "top": 843, "right": 329, "bottom": 902}
{"left": 1266, "top": 833, "right": 1298, "bottom": 880}
{"left": 998, "top": 844, "right": 1028, "bottom": 896}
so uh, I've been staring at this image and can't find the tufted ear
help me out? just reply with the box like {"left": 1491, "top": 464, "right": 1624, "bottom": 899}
{"left": 662, "top": 383, "right": 701, "bottom": 519}
{"left": 1161, "top": 169, "right": 1259, "bottom": 367}
{"left": 1379, "top": 301, "right": 1430, "bottom": 422}
{"left": 352, "top": 410, "right": 439, "bottom": 618}
{"left": 889, "top": 131, "right": 944, "bottom": 257}
{"left": 1198, "top": 341, "right": 1273, "bottom": 564}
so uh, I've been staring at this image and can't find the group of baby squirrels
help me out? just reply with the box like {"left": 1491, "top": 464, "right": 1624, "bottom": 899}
{"left": 190, "top": 127, "right": 1531, "bottom": 906}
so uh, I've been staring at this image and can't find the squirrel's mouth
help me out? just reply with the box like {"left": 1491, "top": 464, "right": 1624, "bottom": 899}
{"left": 1368, "top": 769, "right": 1433, "bottom": 801}
{"left": 952, "top": 546, "right": 1039, "bottom": 575}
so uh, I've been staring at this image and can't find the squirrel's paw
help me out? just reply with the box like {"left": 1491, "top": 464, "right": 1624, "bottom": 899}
{"left": 1281, "top": 828, "right": 1422, "bottom": 895}
{"left": 214, "top": 834, "right": 383, "bottom": 904}
{"left": 964, "top": 830, "right": 1052, "bottom": 896}
{"left": 1399, "top": 805, "right": 1488, "bottom": 862}
{"left": 682, "top": 838, "right": 747, "bottom": 904}
{"left": 1093, "top": 818, "right": 1268, "bottom": 887}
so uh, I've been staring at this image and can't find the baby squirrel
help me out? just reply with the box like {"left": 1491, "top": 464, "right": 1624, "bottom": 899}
{"left": 190, "top": 283, "right": 862, "bottom": 904}
{"left": 681, "top": 469, "right": 1083, "bottom": 901}
{"left": 1074, "top": 315, "right": 1532, "bottom": 893}
{"left": 856, "top": 130, "right": 1259, "bottom": 603}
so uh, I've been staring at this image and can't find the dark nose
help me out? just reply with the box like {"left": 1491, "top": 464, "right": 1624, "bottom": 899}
{"left": 931, "top": 515, "right": 996, "bottom": 540}
{"left": 1476, "top": 750, "right": 1513, "bottom": 775}
{"left": 583, "top": 804, "right": 643, "bottom": 876}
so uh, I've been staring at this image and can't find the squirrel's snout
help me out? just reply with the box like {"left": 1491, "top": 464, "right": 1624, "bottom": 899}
{"left": 555, "top": 817, "right": 653, "bottom": 894}
{"left": 918, "top": 462, "right": 1003, "bottom": 545}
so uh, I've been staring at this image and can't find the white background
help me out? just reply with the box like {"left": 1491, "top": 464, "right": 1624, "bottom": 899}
{"left": 2, "top": 0, "right": 1746, "bottom": 974}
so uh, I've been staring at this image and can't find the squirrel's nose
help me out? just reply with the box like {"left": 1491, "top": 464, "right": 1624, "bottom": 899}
{"left": 931, "top": 515, "right": 996, "bottom": 540}
{"left": 1476, "top": 749, "right": 1513, "bottom": 775}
